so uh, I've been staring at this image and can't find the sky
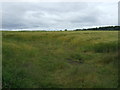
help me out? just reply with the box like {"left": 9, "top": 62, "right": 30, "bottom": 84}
{"left": 1, "top": 1, "right": 118, "bottom": 30}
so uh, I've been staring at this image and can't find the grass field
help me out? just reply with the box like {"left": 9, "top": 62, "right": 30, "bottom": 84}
{"left": 2, "top": 31, "right": 118, "bottom": 88}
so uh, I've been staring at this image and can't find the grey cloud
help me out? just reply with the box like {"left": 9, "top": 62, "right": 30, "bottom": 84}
{"left": 1, "top": 2, "right": 118, "bottom": 30}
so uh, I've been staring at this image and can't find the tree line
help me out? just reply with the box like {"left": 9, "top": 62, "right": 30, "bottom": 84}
{"left": 74, "top": 26, "right": 120, "bottom": 31}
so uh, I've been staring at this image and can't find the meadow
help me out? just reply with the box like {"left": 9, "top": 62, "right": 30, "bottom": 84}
{"left": 2, "top": 31, "right": 118, "bottom": 88}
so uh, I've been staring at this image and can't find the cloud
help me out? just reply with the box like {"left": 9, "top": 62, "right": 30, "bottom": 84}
{"left": 0, "top": 0, "right": 119, "bottom": 2}
{"left": 1, "top": 2, "right": 118, "bottom": 30}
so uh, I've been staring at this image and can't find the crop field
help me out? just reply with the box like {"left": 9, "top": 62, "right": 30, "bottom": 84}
{"left": 2, "top": 31, "right": 118, "bottom": 88}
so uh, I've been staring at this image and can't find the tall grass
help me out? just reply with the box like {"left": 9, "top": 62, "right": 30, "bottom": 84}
{"left": 2, "top": 31, "right": 118, "bottom": 88}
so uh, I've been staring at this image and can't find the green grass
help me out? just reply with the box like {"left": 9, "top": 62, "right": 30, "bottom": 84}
{"left": 2, "top": 31, "right": 118, "bottom": 88}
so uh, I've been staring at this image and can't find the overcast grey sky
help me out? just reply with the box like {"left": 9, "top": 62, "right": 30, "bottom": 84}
{"left": 1, "top": 2, "right": 118, "bottom": 30}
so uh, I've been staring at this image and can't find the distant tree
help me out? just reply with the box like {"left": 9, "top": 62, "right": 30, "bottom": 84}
{"left": 65, "top": 29, "right": 67, "bottom": 31}
{"left": 73, "top": 26, "right": 120, "bottom": 31}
